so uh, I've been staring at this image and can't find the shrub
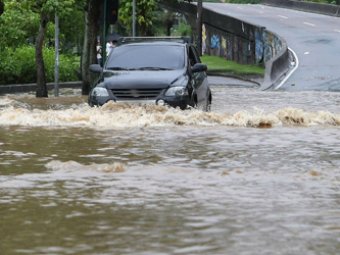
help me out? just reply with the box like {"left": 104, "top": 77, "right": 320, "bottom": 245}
{"left": 0, "top": 46, "right": 79, "bottom": 85}
{"left": 171, "top": 21, "right": 192, "bottom": 36}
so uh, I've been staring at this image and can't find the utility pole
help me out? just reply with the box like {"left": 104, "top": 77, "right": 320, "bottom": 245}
{"left": 132, "top": 0, "right": 136, "bottom": 36}
{"left": 102, "top": 0, "right": 108, "bottom": 64}
{"left": 54, "top": 11, "right": 59, "bottom": 97}
{"left": 196, "top": 0, "right": 203, "bottom": 56}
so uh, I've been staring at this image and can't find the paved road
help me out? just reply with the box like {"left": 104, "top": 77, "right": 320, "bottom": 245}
{"left": 204, "top": 3, "right": 340, "bottom": 91}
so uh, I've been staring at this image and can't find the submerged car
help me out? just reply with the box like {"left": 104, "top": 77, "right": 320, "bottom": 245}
{"left": 88, "top": 37, "right": 212, "bottom": 111}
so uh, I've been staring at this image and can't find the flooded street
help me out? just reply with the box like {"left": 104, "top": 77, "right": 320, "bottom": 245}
{"left": 0, "top": 78, "right": 339, "bottom": 255}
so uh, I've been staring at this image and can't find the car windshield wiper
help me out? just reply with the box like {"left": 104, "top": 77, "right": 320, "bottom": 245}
{"left": 136, "top": 67, "right": 173, "bottom": 71}
{"left": 107, "top": 67, "right": 135, "bottom": 71}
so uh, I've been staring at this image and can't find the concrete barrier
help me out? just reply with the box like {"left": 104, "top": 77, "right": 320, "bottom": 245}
{"left": 0, "top": 81, "right": 82, "bottom": 95}
{"left": 262, "top": 35, "right": 291, "bottom": 90}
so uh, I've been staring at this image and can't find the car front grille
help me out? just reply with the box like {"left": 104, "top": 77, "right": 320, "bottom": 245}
{"left": 111, "top": 88, "right": 163, "bottom": 100}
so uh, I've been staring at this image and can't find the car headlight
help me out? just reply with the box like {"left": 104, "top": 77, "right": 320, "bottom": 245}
{"left": 165, "top": 87, "right": 188, "bottom": 97}
{"left": 91, "top": 87, "right": 109, "bottom": 97}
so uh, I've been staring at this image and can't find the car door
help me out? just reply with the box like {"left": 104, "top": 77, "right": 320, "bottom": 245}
{"left": 188, "top": 45, "right": 209, "bottom": 105}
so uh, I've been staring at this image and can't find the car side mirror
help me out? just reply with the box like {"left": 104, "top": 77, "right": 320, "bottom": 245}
{"left": 191, "top": 63, "right": 207, "bottom": 73}
{"left": 89, "top": 64, "right": 103, "bottom": 73}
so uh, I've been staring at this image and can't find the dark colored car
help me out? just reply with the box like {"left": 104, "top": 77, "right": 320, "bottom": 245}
{"left": 88, "top": 37, "right": 212, "bottom": 111}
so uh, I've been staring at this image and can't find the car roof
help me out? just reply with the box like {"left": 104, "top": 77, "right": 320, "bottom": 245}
{"left": 117, "top": 37, "right": 192, "bottom": 46}
{"left": 118, "top": 41, "right": 187, "bottom": 48}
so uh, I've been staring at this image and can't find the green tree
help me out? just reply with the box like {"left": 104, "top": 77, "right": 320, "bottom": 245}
{"left": 0, "top": 1, "right": 38, "bottom": 50}
{"left": 58, "top": 0, "right": 85, "bottom": 54}
{"left": 81, "top": 0, "right": 101, "bottom": 95}
{"left": 0, "top": 0, "right": 79, "bottom": 97}
{"left": 0, "top": 0, "right": 84, "bottom": 51}
{"left": 31, "top": 0, "right": 78, "bottom": 97}
{"left": 119, "top": 0, "right": 158, "bottom": 36}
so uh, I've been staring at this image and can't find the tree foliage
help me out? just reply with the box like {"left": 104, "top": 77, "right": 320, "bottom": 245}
{"left": 0, "top": 0, "right": 85, "bottom": 97}
{"left": 32, "top": 0, "right": 80, "bottom": 97}
{"left": 0, "top": 0, "right": 84, "bottom": 51}
{"left": 0, "top": 0, "right": 179, "bottom": 94}
{"left": 119, "top": 0, "right": 158, "bottom": 36}
{"left": 0, "top": 1, "right": 37, "bottom": 49}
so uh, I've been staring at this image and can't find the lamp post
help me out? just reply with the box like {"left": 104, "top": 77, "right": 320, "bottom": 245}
{"left": 102, "top": 0, "right": 108, "bottom": 64}
{"left": 54, "top": 11, "right": 59, "bottom": 97}
{"left": 132, "top": 0, "right": 136, "bottom": 36}
{"left": 196, "top": 0, "right": 203, "bottom": 56}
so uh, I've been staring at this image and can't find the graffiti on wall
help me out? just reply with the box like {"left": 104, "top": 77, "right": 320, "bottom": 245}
{"left": 255, "top": 29, "right": 264, "bottom": 64}
{"left": 202, "top": 23, "right": 256, "bottom": 65}
{"left": 261, "top": 30, "right": 283, "bottom": 62}
{"left": 200, "top": 22, "right": 284, "bottom": 66}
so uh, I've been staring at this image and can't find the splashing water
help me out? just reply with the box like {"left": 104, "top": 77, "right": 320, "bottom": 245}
{"left": 0, "top": 99, "right": 339, "bottom": 129}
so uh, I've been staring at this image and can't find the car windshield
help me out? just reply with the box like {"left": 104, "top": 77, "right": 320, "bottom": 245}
{"left": 106, "top": 44, "right": 185, "bottom": 70}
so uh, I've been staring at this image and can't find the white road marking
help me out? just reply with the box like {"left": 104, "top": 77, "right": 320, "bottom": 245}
{"left": 334, "top": 29, "right": 340, "bottom": 33}
{"left": 303, "top": 22, "right": 316, "bottom": 27}
{"left": 278, "top": 15, "right": 288, "bottom": 19}
{"left": 304, "top": 52, "right": 310, "bottom": 55}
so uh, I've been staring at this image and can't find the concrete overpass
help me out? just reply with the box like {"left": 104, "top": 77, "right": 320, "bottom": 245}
{"left": 203, "top": 2, "right": 340, "bottom": 91}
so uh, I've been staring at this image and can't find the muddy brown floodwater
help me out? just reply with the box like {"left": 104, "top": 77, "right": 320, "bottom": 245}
{"left": 0, "top": 79, "right": 339, "bottom": 255}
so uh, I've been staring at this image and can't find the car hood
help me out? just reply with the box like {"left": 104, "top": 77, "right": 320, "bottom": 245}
{"left": 103, "top": 69, "right": 187, "bottom": 89}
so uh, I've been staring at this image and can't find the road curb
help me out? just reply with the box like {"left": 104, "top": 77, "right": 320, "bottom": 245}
{"left": 207, "top": 71, "right": 262, "bottom": 87}
{"left": 0, "top": 81, "right": 82, "bottom": 95}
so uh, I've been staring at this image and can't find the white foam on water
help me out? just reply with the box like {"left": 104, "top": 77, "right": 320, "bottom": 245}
{"left": 0, "top": 151, "right": 37, "bottom": 157}
{"left": 0, "top": 97, "right": 16, "bottom": 106}
{"left": 0, "top": 101, "right": 339, "bottom": 129}
{"left": 45, "top": 160, "right": 126, "bottom": 174}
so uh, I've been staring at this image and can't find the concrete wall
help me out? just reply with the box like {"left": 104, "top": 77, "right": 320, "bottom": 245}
{"left": 164, "top": 1, "right": 262, "bottom": 65}
{"left": 201, "top": 7, "right": 259, "bottom": 65}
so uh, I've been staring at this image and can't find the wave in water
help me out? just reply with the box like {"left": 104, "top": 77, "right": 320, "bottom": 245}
{"left": 0, "top": 101, "right": 339, "bottom": 129}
